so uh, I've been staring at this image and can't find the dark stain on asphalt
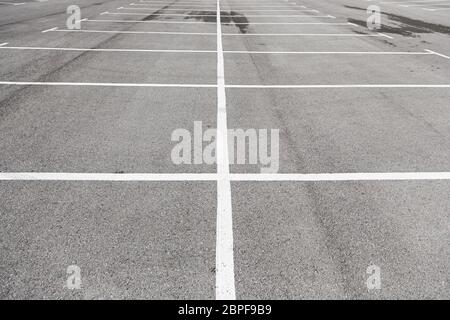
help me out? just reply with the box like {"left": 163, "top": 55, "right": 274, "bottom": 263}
{"left": 185, "top": 10, "right": 249, "bottom": 33}
{"left": 348, "top": 18, "right": 422, "bottom": 37}
{"left": 345, "top": 5, "right": 450, "bottom": 36}
{"left": 142, "top": 4, "right": 171, "bottom": 21}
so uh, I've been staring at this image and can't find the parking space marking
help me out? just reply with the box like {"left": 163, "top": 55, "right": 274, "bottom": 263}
{"left": 0, "top": 81, "right": 217, "bottom": 87}
{"left": 2, "top": 172, "right": 450, "bottom": 181}
{"left": 44, "top": 28, "right": 216, "bottom": 35}
{"left": 86, "top": 18, "right": 349, "bottom": 25}
{"left": 222, "top": 33, "right": 391, "bottom": 37}
{"left": 215, "top": 0, "right": 236, "bottom": 301}
{"left": 100, "top": 12, "right": 337, "bottom": 19}
{"left": 1, "top": 45, "right": 437, "bottom": 55}
{"left": 226, "top": 84, "right": 450, "bottom": 88}
{"left": 425, "top": 49, "right": 450, "bottom": 59}
{"left": 120, "top": 7, "right": 317, "bottom": 12}
{"left": 0, "top": 1, "right": 25, "bottom": 5}
{"left": 0, "top": 45, "right": 217, "bottom": 53}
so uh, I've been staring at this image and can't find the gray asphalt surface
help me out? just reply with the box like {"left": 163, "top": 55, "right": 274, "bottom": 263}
{"left": 1, "top": 0, "right": 450, "bottom": 299}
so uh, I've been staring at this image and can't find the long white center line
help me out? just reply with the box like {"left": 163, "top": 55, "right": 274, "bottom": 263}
{"left": 215, "top": 0, "right": 236, "bottom": 301}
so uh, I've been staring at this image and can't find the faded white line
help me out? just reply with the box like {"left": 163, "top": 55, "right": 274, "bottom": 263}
{"left": 2, "top": 172, "right": 450, "bottom": 181}
{"left": 230, "top": 172, "right": 450, "bottom": 181}
{"left": 86, "top": 19, "right": 350, "bottom": 25}
{"left": 0, "top": 173, "right": 217, "bottom": 181}
{"left": 0, "top": 46, "right": 434, "bottom": 56}
{"left": 425, "top": 49, "right": 450, "bottom": 59}
{"left": 45, "top": 28, "right": 216, "bottom": 35}
{"left": 102, "top": 12, "right": 336, "bottom": 18}
{"left": 226, "top": 84, "right": 450, "bottom": 88}
{"left": 215, "top": 0, "right": 236, "bottom": 301}
{"left": 0, "top": 45, "right": 216, "bottom": 53}
{"left": 222, "top": 33, "right": 391, "bottom": 37}
{"left": 0, "top": 81, "right": 216, "bottom": 88}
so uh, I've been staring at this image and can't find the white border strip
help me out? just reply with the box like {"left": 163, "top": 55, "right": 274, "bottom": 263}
{"left": 1, "top": 172, "right": 450, "bottom": 181}
{"left": 215, "top": 0, "right": 236, "bottom": 301}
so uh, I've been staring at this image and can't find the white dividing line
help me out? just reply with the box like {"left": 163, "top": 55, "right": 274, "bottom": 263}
{"left": 41, "top": 27, "right": 58, "bottom": 33}
{"left": 226, "top": 84, "right": 450, "bottom": 88}
{"left": 87, "top": 18, "right": 217, "bottom": 24}
{"left": 222, "top": 33, "right": 390, "bottom": 37}
{"left": 0, "top": 45, "right": 216, "bottom": 53}
{"left": 86, "top": 19, "right": 351, "bottom": 25}
{"left": 225, "top": 50, "right": 434, "bottom": 55}
{"left": 0, "top": 46, "right": 436, "bottom": 56}
{"left": 1, "top": 82, "right": 450, "bottom": 89}
{"left": 0, "top": 173, "right": 217, "bottom": 181}
{"left": 120, "top": 6, "right": 317, "bottom": 12}
{"left": 425, "top": 49, "right": 450, "bottom": 59}
{"left": 45, "top": 28, "right": 216, "bottom": 35}
{"left": 2, "top": 172, "right": 450, "bottom": 181}
{"left": 102, "top": 12, "right": 336, "bottom": 18}
{"left": 0, "top": 81, "right": 216, "bottom": 88}
{"left": 0, "top": 1, "right": 25, "bottom": 5}
{"left": 215, "top": 0, "right": 236, "bottom": 301}
{"left": 230, "top": 172, "right": 450, "bottom": 181}
{"left": 42, "top": 29, "right": 390, "bottom": 38}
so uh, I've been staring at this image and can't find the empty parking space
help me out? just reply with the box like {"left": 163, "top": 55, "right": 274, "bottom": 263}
{"left": 1, "top": 0, "right": 450, "bottom": 300}
{"left": 0, "top": 181, "right": 216, "bottom": 299}
{"left": 0, "top": 86, "right": 216, "bottom": 173}
{"left": 233, "top": 181, "right": 450, "bottom": 299}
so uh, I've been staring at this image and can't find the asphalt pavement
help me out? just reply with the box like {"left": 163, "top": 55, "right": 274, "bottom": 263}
{"left": 0, "top": 0, "right": 449, "bottom": 299}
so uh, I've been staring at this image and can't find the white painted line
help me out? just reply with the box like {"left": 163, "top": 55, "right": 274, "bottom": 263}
{"left": 87, "top": 18, "right": 217, "bottom": 24}
{"left": 132, "top": 3, "right": 310, "bottom": 8}
{"left": 0, "top": 173, "right": 218, "bottom": 181}
{"left": 2, "top": 172, "right": 450, "bottom": 181}
{"left": 102, "top": 12, "right": 336, "bottom": 18}
{"left": 226, "top": 84, "right": 450, "bottom": 88}
{"left": 0, "top": 81, "right": 217, "bottom": 88}
{"left": 0, "top": 1, "right": 25, "bottom": 5}
{"left": 425, "top": 49, "right": 450, "bottom": 60}
{"left": 120, "top": 7, "right": 318, "bottom": 12}
{"left": 378, "top": 32, "right": 394, "bottom": 39}
{"left": 222, "top": 33, "right": 390, "bottom": 37}
{"left": 225, "top": 50, "right": 434, "bottom": 55}
{"left": 0, "top": 46, "right": 433, "bottom": 55}
{"left": 215, "top": 0, "right": 236, "bottom": 301}
{"left": 46, "top": 28, "right": 216, "bottom": 35}
{"left": 0, "top": 46, "right": 434, "bottom": 56}
{"left": 2, "top": 82, "right": 449, "bottom": 89}
{"left": 0, "top": 45, "right": 216, "bottom": 53}
{"left": 86, "top": 19, "right": 350, "bottom": 25}
{"left": 230, "top": 172, "right": 450, "bottom": 181}
{"left": 41, "top": 27, "right": 58, "bottom": 33}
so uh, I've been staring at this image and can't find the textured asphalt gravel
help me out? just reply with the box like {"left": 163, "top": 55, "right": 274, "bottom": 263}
{"left": 0, "top": 0, "right": 449, "bottom": 299}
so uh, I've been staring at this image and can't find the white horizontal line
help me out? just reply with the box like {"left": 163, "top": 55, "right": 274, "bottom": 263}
{"left": 0, "top": 81, "right": 216, "bottom": 88}
{"left": 102, "top": 12, "right": 335, "bottom": 18}
{"left": 222, "top": 33, "right": 389, "bottom": 37}
{"left": 425, "top": 49, "right": 450, "bottom": 59}
{"left": 226, "top": 84, "right": 450, "bottom": 88}
{"left": 86, "top": 18, "right": 217, "bottom": 24}
{"left": 230, "top": 173, "right": 450, "bottom": 181}
{"left": 121, "top": 6, "right": 315, "bottom": 11}
{"left": 86, "top": 19, "right": 350, "bottom": 25}
{"left": 0, "top": 173, "right": 218, "bottom": 181}
{"left": 0, "top": 46, "right": 434, "bottom": 55}
{"left": 46, "top": 28, "right": 216, "bottom": 35}
{"left": 1, "top": 172, "right": 450, "bottom": 181}
{"left": 0, "top": 45, "right": 216, "bottom": 53}
{"left": 1, "top": 82, "right": 449, "bottom": 89}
